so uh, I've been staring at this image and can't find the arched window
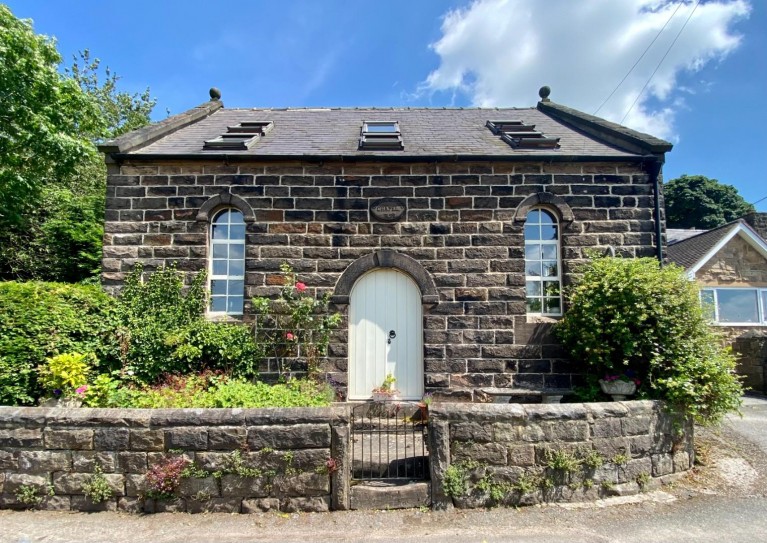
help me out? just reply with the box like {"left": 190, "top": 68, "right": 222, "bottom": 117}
{"left": 524, "top": 209, "right": 562, "bottom": 316}
{"left": 209, "top": 209, "right": 245, "bottom": 315}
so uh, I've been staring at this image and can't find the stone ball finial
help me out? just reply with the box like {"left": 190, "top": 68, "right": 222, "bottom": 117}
{"left": 209, "top": 87, "right": 222, "bottom": 101}
{"left": 538, "top": 86, "right": 551, "bottom": 102}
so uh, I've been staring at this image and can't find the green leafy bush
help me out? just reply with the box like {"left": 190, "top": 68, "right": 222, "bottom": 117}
{"left": 166, "top": 319, "right": 263, "bottom": 379}
{"left": 116, "top": 264, "right": 260, "bottom": 383}
{"left": 556, "top": 256, "right": 743, "bottom": 424}
{"left": 38, "top": 352, "right": 94, "bottom": 397}
{"left": 201, "top": 377, "right": 334, "bottom": 408}
{"left": 84, "top": 372, "right": 332, "bottom": 409}
{"left": 0, "top": 281, "right": 119, "bottom": 405}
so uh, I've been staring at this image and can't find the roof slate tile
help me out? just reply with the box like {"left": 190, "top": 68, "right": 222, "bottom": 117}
{"left": 133, "top": 107, "right": 636, "bottom": 158}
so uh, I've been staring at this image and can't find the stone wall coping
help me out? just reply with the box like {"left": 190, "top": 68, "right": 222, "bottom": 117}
{"left": 0, "top": 405, "right": 351, "bottom": 428}
{"left": 430, "top": 399, "right": 660, "bottom": 422}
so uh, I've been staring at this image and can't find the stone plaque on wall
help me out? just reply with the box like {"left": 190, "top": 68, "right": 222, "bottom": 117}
{"left": 370, "top": 198, "right": 406, "bottom": 222}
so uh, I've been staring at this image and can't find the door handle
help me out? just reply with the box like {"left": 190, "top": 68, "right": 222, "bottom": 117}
{"left": 388, "top": 330, "right": 396, "bottom": 344}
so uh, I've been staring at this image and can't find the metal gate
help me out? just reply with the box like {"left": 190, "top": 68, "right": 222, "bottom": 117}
{"left": 351, "top": 401, "right": 429, "bottom": 481}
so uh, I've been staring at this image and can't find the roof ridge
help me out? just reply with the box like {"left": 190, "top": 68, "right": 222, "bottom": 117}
{"left": 218, "top": 106, "right": 537, "bottom": 111}
{"left": 537, "top": 100, "right": 672, "bottom": 155}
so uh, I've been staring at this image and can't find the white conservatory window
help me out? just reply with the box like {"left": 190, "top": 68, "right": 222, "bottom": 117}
{"left": 524, "top": 208, "right": 562, "bottom": 316}
{"left": 209, "top": 209, "right": 246, "bottom": 315}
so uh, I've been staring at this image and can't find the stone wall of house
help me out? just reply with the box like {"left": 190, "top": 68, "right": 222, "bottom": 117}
{"left": 697, "top": 234, "right": 767, "bottom": 286}
{"left": 428, "top": 400, "right": 693, "bottom": 509}
{"left": 101, "top": 159, "right": 661, "bottom": 398}
{"left": 697, "top": 234, "right": 767, "bottom": 392}
{"left": 0, "top": 406, "right": 349, "bottom": 513}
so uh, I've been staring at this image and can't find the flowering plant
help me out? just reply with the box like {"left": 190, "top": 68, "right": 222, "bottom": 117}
{"left": 145, "top": 455, "right": 190, "bottom": 500}
{"left": 253, "top": 264, "right": 342, "bottom": 378}
{"left": 419, "top": 392, "right": 433, "bottom": 406}
{"left": 603, "top": 369, "right": 641, "bottom": 386}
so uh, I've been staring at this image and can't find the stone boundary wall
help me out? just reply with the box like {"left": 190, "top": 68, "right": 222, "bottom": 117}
{"left": 1, "top": 401, "right": 693, "bottom": 513}
{"left": 428, "top": 400, "right": 693, "bottom": 509}
{"left": 0, "top": 406, "right": 350, "bottom": 513}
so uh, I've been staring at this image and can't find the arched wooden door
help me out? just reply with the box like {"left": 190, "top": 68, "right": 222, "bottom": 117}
{"left": 348, "top": 268, "right": 423, "bottom": 400}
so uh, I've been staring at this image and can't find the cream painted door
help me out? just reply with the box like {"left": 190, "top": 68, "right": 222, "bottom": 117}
{"left": 349, "top": 268, "right": 423, "bottom": 400}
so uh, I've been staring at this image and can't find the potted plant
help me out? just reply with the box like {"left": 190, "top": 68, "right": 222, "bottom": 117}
{"left": 417, "top": 392, "right": 433, "bottom": 421}
{"left": 598, "top": 372, "right": 640, "bottom": 401}
{"left": 37, "top": 352, "right": 93, "bottom": 407}
{"left": 371, "top": 373, "right": 398, "bottom": 402}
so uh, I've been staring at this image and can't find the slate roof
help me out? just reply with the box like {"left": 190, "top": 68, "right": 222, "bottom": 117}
{"left": 667, "top": 228, "right": 706, "bottom": 244}
{"left": 667, "top": 221, "right": 749, "bottom": 270}
{"left": 99, "top": 97, "right": 673, "bottom": 159}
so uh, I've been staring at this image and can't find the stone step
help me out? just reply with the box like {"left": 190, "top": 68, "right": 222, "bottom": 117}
{"left": 349, "top": 480, "right": 431, "bottom": 510}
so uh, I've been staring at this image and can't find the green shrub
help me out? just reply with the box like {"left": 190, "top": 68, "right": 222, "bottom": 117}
{"left": 115, "top": 264, "right": 207, "bottom": 383}
{"left": 38, "top": 352, "right": 93, "bottom": 397}
{"left": 116, "top": 264, "right": 261, "bottom": 383}
{"left": 106, "top": 374, "right": 333, "bottom": 409}
{"left": 201, "top": 377, "right": 334, "bottom": 408}
{"left": 166, "top": 319, "right": 263, "bottom": 379}
{"left": 0, "top": 281, "right": 119, "bottom": 405}
{"left": 556, "top": 256, "right": 743, "bottom": 424}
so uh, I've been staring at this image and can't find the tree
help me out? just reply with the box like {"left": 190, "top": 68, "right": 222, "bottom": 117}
{"left": 0, "top": 5, "right": 101, "bottom": 229}
{"left": 0, "top": 6, "right": 155, "bottom": 282}
{"left": 664, "top": 174, "right": 755, "bottom": 229}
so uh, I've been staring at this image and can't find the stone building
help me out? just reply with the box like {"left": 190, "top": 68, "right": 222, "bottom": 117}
{"left": 98, "top": 87, "right": 672, "bottom": 401}
{"left": 668, "top": 212, "right": 767, "bottom": 392}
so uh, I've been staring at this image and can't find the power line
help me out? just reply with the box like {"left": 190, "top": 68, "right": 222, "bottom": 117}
{"left": 621, "top": 0, "right": 701, "bottom": 125}
{"left": 752, "top": 195, "right": 767, "bottom": 206}
{"left": 593, "top": 1, "right": 684, "bottom": 116}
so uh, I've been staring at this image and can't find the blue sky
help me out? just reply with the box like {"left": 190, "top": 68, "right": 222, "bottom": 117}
{"left": 7, "top": 0, "right": 765, "bottom": 211}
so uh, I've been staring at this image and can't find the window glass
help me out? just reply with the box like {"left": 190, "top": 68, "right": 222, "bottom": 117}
{"left": 365, "top": 122, "right": 398, "bottom": 133}
{"left": 762, "top": 291, "right": 767, "bottom": 323}
{"left": 718, "top": 289, "right": 759, "bottom": 323}
{"left": 700, "top": 289, "right": 716, "bottom": 321}
{"left": 209, "top": 209, "right": 246, "bottom": 315}
{"left": 524, "top": 208, "right": 561, "bottom": 316}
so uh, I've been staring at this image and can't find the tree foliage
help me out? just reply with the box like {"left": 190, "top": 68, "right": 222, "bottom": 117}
{"left": 0, "top": 5, "right": 101, "bottom": 229}
{"left": 556, "top": 256, "right": 743, "bottom": 424}
{"left": 664, "top": 174, "right": 755, "bottom": 229}
{"left": 0, "top": 6, "right": 156, "bottom": 283}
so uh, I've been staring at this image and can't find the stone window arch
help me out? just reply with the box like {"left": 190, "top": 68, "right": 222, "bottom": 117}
{"left": 196, "top": 191, "right": 255, "bottom": 223}
{"left": 513, "top": 192, "right": 574, "bottom": 224}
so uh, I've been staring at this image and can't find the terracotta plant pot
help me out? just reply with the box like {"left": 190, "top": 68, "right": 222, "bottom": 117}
{"left": 598, "top": 379, "right": 637, "bottom": 401}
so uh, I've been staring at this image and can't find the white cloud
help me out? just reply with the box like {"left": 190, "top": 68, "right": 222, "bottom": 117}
{"left": 420, "top": 0, "right": 750, "bottom": 139}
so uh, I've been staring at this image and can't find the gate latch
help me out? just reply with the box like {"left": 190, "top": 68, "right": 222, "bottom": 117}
{"left": 388, "top": 330, "right": 396, "bottom": 344}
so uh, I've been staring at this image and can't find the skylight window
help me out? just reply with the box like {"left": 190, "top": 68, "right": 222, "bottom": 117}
{"left": 359, "top": 121, "right": 403, "bottom": 150}
{"left": 486, "top": 120, "right": 560, "bottom": 150}
{"left": 204, "top": 121, "right": 274, "bottom": 150}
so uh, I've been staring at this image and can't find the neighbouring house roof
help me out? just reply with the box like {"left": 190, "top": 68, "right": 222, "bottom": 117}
{"left": 666, "top": 228, "right": 706, "bottom": 244}
{"left": 667, "top": 219, "right": 767, "bottom": 275}
{"left": 98, "top": 88, "right": 672, "bottom": 161}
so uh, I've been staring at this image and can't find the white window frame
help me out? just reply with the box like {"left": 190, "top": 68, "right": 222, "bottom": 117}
{"left": 208, "top": 208, "right": 246, "bottom": 317}
{"left": 700, "top": 287, "right": 767, "bottom": 326}
{"left": 524, "top": 208, "right": 562, "bottom": 317}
